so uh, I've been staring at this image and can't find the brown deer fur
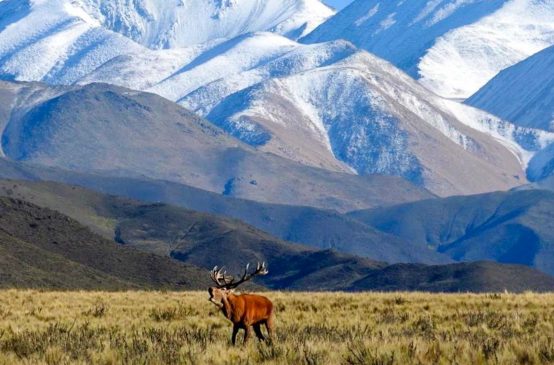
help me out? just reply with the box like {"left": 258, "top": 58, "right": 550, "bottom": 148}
{"left": 208, "top": 263, "right": 275, "bottom": 345}
{"left": 209, "top": 287, "right": 275, "bottom": 345}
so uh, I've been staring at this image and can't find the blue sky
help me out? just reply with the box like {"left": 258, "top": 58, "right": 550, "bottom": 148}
{"left": 324, "top": 0, "right": 354, "bottom": 10}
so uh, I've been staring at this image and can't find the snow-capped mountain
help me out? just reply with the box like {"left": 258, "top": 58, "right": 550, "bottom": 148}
{"left": 0, "top": 0, "right": 332, "bottom": 82}
{"left": 204, "top": 49, "right": 554, "bottom": 196}
{"left": 1, "top": 0, "right": 553, "bottom": 197}
{"left": 302, "top": 0, "right": 554, "bottom": 99}
{"left": 467, "top": 45, "right": 554, "bottom": 132}
{"left": 74, "top": 30, "right": 554, "bottom": 196}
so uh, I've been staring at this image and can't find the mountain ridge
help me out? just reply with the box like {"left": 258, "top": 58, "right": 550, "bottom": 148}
{"left": 2, "top": 179, "right": 554, "bottom": 293}
{"left": 0, "top": 178, "right": 449, "bottom": 265}
{"left": 348, "top": 189, "right": 554, "bottom": 276}
{"left": 0, "top": 81, "right": 433, "bottom": 212}
{"left": 2, "top": 69, "right": 549, "bottom": 198}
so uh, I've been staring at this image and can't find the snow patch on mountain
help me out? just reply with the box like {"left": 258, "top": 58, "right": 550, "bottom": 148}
{"left": 464, "top": 44, "right": 554, "bottom": 182}
{"left": 209, "top": 66, "right": 425, "bottom": 183}
{"left": 377, "top": 13, "right": 396, "bottom": 32}
{"left": 0, "top": 0, "right": 333, "bottom": 84}
{"left": 425, "top": 0, "right": 477, "bottom": 26}
{"left": 71, "top": 0, "right": 334, "bottom": 47}
{"left": 355, "top": 4, "right": 379, "bottom": 27}
{"left": 440, "top": 99, "right": 554, "bottom": 167}
{"left": 178, "top": 39, "right": 359, "bottom": 115}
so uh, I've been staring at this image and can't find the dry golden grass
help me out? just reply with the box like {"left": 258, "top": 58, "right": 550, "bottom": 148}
{"left": 0, "top": 290, "right": 553, "bottom": 364}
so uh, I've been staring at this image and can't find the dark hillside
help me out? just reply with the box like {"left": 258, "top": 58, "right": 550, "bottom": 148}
{"left": 1, "top": 181, "right": 552, "bottom": 292}
{"left": 0, "top": 197, "right": 210, "bottom": 290}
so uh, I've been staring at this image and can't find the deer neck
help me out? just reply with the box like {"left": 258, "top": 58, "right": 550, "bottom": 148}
{"left": 221, "top": 293, "right": 236, "bottom": 320}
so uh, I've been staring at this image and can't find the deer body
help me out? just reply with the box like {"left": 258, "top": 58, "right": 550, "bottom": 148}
{"left": 222, "top": 292, "right": 274, "bottom": 344}
{"left": 208, "top": 263, "right": 275, "bottom": 345}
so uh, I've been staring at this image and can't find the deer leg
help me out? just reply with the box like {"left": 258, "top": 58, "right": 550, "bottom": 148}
{"left": 243, "top": 325, "right": 253, "bottom": 344}
{"left": 254, "top": 323, "right": 266, "bottom": 341}
{"left": 231, "top": 324, "right": 239, "bottom": 346}
{"left": 265, "top": 315, "right": 275, "bottom": 340}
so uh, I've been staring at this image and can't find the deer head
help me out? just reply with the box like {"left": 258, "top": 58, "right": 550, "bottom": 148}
{"left": 208, "top": 262, "right": 268, "bottom": 307}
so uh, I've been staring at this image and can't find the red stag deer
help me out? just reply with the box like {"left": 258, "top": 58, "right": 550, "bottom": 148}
{"left": 208, "top": 262, "right": 275, "bottom": 345}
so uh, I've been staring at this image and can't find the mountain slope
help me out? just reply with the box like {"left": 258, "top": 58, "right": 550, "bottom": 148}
{"left": 0, "top": 197, "right": 211, "bottom": 290}
{"left": 0, "top": 190, "right": 377, "bottom": 291}
{"left": 3, "top": 0, "right": 553, "bottom": 100}
{"left": 2, "top": 179, "right": 553, "bottom": 293}
{"left": 302, "top": 0, "right": 554, "bottom": 99}
{"left": 0, "top": 179, "right": 449, "bottom": 265}
{"left": 0, "top": 160, "right": 447, "bottom": 264}
{"left": 466, "top": 45, "right": 554, "bottom": 132}
{"left": 349, "top": 190, "right": 554, "bottom": 276}
{"left": 467, "top": 43, "right": 554, "bottom": 186}
{"left": 537, "top": 175, "right": 554, "bottom": 191}
{"left": 0, "top": 81, "right": 432, "bottom": 212}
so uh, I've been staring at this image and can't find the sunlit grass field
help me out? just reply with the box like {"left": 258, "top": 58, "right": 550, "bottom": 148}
{"left": 0, "top": 290, "right": 553, "bottom": 364}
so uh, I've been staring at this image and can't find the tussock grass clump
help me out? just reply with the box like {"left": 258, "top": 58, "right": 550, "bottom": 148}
{"left": 0, "top": 290, "right": 552, "bottom": 364}
{"left": 83, "top": 301, "right": 108, "bottom": 318}
{"left": 150, "top": 305, "right": 198, "bottom": 322}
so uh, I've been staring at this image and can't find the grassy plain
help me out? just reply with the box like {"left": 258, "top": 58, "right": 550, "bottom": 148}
{"left": 0, "top": 291, "right": 553, "bottom": 364}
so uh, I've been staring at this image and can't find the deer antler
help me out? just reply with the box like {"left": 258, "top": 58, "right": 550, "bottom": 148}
{"left": 210, "top": 266, "right": 234, "bottom": 288}
{"left": 209, "top": 262, "right": 268, "bottom": 289}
